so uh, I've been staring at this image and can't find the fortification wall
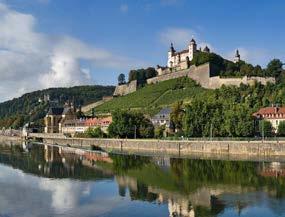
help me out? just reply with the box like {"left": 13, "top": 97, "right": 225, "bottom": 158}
{"left": 147, "top": 69, "right": 189, "bottom": 84}
{"left": 208, "top": 76, "right": 275, "bottom": 89}
{"left": 115, "top": 63, "right": 275, "bottom": 96}
{"left": 81, "top": 96, "right": 113, "bottom": 113}
{"left": 113, "top": 80, "right": 137, "bottom": 96}
{"left": 148, "top": 63, "right": 212, "bottom": 87}
{"left": 188, "top": 63, "right": 211, "bottom": 88}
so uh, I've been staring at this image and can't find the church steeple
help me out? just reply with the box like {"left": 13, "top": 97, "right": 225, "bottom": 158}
{"left": 169, "top": 42, "right": 175, "bottom": 53}
{"left": 234, "top": 49, "right": 241, "bottom": 63}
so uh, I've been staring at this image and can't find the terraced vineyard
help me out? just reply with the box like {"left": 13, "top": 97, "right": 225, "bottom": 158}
{"left": 94, "top": 77, "right": 210, "bottom": 115}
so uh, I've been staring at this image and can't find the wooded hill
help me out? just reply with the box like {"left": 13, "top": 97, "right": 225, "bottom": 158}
{"left": 0, "top": 85, "right": 115, "bottom": 129}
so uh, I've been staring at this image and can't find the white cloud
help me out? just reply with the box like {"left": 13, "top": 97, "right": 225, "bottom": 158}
{"left": 159, "top": 27, "right": 214, "bottom": 52}
{"left": 0, "top": 2, "right": 141, "bottom": 102}
{"left": 0, "top": 164, "right": 128, "bottom": 217}
{"left": 159, "top": 27, "right": 196, "bottom": 49}
{"left": 120, "top": 4, "right": 128, "bottom": 13}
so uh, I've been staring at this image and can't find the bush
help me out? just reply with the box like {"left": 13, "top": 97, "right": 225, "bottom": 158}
{"left": 278, "top": 121, "right": 285, "bottom": 136}
{"left": 85, "top": 127, "right": 107, "bottom": 138}
{"left": 154, "top": 125, "right": 165, "bottom": 138}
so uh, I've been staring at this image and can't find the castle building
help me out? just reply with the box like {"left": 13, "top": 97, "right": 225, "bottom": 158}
{"left": 167, "top": 38, "right": 210, "bottom": 71}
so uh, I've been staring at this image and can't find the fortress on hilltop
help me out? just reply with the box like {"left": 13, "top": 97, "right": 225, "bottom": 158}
{"left": 113, "top": 38, "right": 275, "bottom": 97}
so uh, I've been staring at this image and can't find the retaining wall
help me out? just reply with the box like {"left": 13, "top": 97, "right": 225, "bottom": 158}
{"left": 113, "top": 80, "right": 137, "bottom": 96}
{"left": 40, "top": 136, "right": 285, "bottom": 156}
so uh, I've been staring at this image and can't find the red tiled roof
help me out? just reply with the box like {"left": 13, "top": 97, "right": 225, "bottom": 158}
{"left": 85, "top": 117, "right": 112, "bottom": 127}
{"left": 253, "top": 107, "right": 285, "bottom": 119}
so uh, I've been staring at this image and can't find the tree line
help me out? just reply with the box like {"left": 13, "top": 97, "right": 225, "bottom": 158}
{"left": 118, "top": 67, "right": 157, "bottom": 87}
{"left": 192, "top": 52, "right": 284, "bottom": 80}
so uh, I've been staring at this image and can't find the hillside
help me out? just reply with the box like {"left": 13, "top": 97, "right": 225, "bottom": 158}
{"left": 94, "top": 77, "right": 209, "bottom": 115}
{"left": 0, "top": 85, "right": 115, "bottom": 129}
{"left": 93, "top": 53, "right": 285, "bottom": 116}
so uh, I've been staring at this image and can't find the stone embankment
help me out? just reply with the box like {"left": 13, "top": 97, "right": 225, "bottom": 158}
{"left": 0, "top": 135, "right": 22, "bottom": 143}
{"left": 29, "top": 133, "right": 285, "bottom": 157}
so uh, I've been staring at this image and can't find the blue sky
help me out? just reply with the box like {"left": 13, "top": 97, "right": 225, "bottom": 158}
{"left": 0, "top": 0, "right": 284, "bottom": 100}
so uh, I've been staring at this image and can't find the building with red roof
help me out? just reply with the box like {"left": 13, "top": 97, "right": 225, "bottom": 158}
{"left": 253, "top": 105, "right": 285, "bottom": 132}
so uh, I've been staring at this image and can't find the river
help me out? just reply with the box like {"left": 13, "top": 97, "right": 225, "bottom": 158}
{"left": 0, "top": 142, "right": 285, "bottom": 217}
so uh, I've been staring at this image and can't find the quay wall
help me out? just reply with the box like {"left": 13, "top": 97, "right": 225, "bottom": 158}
{"left": 36, "top": 135, "right": 285, "bottom": 156}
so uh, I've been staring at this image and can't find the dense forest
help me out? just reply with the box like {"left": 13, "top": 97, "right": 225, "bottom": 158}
{"left": 0, "top": 85, "right": 115, "bottom": 129}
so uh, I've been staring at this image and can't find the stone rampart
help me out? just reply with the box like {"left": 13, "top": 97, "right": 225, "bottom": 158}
{"left": 113, "top": 80, "right": 137, "bottom": 96}
{"left": 148, "top": 62, "right": 275, "bottom": 89}
{"left": 147, "top": 69, "right": 190, "bottom": 84}
{"left": 112, "top": 63, "right": 275, "bottom": 97}
{"left": 188, "top": 63, "right": 211, "bottom": 88}
{"left": 208, "top": 76, "right": 276, "bottom": 89}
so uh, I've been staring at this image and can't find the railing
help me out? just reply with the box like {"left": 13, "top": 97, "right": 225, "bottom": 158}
{"left": 160, "top": 136, "right": 285, "bottom": 142}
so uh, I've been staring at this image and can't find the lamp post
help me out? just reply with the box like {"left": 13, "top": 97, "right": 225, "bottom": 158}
{"left": 262, "top": 120, "right": 264, "bottom": 142}
{"left": 210, "top": 123, "right": 213, "bottom": 141}
{"left": 134, "top": 125, "right": 137, "bottom": 139}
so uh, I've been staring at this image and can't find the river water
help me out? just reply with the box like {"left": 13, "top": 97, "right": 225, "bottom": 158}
{"left": 0, "top": 142, "right": 285, "bottom": 217}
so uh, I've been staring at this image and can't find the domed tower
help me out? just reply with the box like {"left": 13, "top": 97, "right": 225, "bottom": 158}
{"left": 203, "top": 46, "right": 210, "bottom": 53}
{"left": 234, "top": 49, "right": 241, "bottom": 63}
{"left": 188, "top": 38, "right": 197, "bottom": 61}
{"left": 168, "top": 42, "right": 176, "bottom": 67}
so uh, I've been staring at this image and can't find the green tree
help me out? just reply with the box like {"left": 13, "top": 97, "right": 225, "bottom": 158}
{"left": 118, "top": 73, "right": 126, "bottom": 85}
{"left": 266, "top": 59, "right": 283, "bottom": 78}
{"left": 154, "top": 125, "right": 165, "bottom": 138}
{"left": 11, "top": 115, "right": 25, "bottom": 129}
{"left": 128, "top": 68, "right": 157, "bottom": 85}
{"left": 85, "top": 127, "right": 106, "bottom": 138}
{"left": 171, "top": 101, "right": 184, "bottom": 132}
{"left": 278, "top": 121, "right": 285, "bottom": 136}
{"left": 139, "top": 118, "right": 154, "bottom": 138}
{"left": 259, "top": 120, "right": 273, "bottom": 137}
{"left": 108, "top": 110, "right": 154, "bottom": 138}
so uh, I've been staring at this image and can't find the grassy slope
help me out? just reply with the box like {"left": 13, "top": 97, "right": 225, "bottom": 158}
{"left": 95, "top": 77, "right": 210, "bottom": 115}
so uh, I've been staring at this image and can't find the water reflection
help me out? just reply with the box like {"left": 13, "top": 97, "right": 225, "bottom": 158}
{"left": 0, "top": 143, "right": 285, "bottom": 217}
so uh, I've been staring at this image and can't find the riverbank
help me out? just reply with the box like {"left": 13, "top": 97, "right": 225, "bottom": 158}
{"left": 28, "top": 133, "right": 285, "bottom": 157}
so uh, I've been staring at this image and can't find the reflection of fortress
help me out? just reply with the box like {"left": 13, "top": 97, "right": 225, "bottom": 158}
{"left": 39, "top": 146, "right": 285, "bottom": 217}
{"left": 115, "top": 175, "right": 225, "bottom": 217}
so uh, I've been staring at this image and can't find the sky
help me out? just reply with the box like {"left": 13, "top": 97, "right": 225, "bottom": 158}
{"left": 0, "top": 0, "right": 284, "bottom": 102}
